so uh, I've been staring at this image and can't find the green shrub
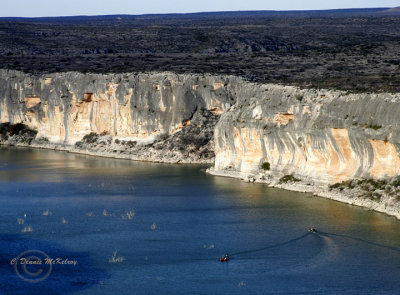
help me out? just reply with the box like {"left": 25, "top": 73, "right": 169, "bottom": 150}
{"left": 9, "top": 123, "right": 26, "bottom": 136}
{"left": 391, "top": 178, "right": 400, "bottom": 187}
{"left": 279, "top": 175, "right": 301, "bottom": 184}
{"left": 126, "top": 140, "right": 137, "bottom": 147}
{"left": 82, "top": 132, "right": 98, "bottom": 143}
{"left": 0, "top": 123, "right": 10, "bottom": 140}
{"left": 364, "top": 124, "right": 382, "bottom": 130}
{"left": 329, "top": 182, "right": 343, "bottom": 190}
{"left": 295, "top": 94, "right": 303, "bottom": 102}
{"left": 261, "top": 162, "right": 270, "bottom": 171}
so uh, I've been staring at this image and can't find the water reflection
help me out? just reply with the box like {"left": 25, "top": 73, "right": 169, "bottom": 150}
{"left": 0, "top": 146, "right": 199, "bottom": 183}
{"left": 210, "top": 173, "right": 400, "bottom": 247}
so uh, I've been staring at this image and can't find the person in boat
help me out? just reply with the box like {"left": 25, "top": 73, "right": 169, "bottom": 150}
{"left": 220, "top": 253, "right": 229, "bottom": 261}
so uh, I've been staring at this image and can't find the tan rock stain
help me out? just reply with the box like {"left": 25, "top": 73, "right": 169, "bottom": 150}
{"left": 209, "top": 107, "right": 223, "bottom": 115}
{"left": 369, "top": 139, "right": 400, "bottom": 178}
{"left": 213, "top": 83, "right": 224, "bottom": 90}
{"left": 1, "top": 100, "right": 9, "bottom": 122}
{"left": 25, "top": 96, "right": 41, "bottom": 108}
{"left": 170, "top": 124, "right": 184, "bottom": 134}
{"left": 330, "top": 128, "right": 360, "bottom": 182}
{"left": 273, "top": 113, "right": 294, "bottom": 126}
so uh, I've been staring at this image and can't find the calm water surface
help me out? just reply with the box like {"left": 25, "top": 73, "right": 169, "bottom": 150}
{"left": 0, "top": 147, "right": 400, "bottom": 294}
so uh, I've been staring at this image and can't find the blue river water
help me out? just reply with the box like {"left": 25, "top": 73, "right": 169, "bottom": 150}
{"left": 0, "top": 146, "right": 400, "bottom": 294}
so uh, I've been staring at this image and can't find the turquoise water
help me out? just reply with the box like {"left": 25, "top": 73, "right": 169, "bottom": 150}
{"left": 1, "top": 147, "right": 400, "bottom": 294}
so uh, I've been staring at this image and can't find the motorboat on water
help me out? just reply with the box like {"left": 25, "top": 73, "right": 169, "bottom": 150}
{"left": 219, "top": 256, "right": 230, "bottom": 262}
{"left": 219, "top": 253, "right": 230, "bottom": 262}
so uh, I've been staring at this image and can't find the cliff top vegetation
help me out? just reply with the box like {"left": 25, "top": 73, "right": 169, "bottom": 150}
{"left": 1, "top": 8, "right": 400, "bottom": 92}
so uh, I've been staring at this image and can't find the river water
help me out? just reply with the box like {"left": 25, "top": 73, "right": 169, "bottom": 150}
{"left": 0, "top": 147, "right": 400, "bottom": 294}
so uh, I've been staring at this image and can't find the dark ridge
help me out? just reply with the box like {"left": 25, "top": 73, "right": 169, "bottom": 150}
{"left": 0, "top": 8, "right": 400, "bottom": 92}
{"left": 0, "top": 8, "right": 390, "bottom": 22}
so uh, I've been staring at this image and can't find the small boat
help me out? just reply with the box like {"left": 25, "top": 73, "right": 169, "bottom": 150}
{"left": 308, "top": 228, "right": 316, "bottom": 233}
{"left": 219, "top": 256, "right": 230, "bottom": 262}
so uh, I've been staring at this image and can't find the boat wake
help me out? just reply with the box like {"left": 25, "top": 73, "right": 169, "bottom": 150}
{"left": 230, "top": 232, "right": 311, "bottom": 256}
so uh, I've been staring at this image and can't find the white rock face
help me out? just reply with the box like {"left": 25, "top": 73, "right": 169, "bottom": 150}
{"left": 213, "top": 83, "right": 400, "bottom": 184}
{"left": 1, "top": 70, "right": 400, "bottom": 186}
{"left": 0, "top": 70, "right": 237, "bottom": 145}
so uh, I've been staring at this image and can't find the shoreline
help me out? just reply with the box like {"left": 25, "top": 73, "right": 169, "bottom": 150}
{"left": 2, "top": 141, "right": 400, "bottom": 221}
{"left": 207, "top": 168, "right": 400, "bottom": 220}
{"left": 0, "top": 142, "right": 213, "bottom": 164}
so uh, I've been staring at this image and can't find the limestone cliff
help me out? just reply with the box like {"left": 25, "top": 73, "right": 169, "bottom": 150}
{"left": 0, "top": 70, "right": 235, "bottom": 145}
{"left": 213, "top": 83, "right": 400, "bottom": 184}
{"left": 1, "top": 69, "right": 400, "bottom": 183}
{"left": 0, "top": 70, "right": 237, "bottom": 163}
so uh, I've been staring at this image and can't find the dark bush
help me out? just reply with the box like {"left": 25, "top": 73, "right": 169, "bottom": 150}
{"left": 365, "top": 124, "right": 382, "bottom": 130}
{"left": 0, "top": 122, "right": 10, "bottom": 137}
{"left": 391, "top": 178, "right": 400, "bottom": 187}
{"left": 279, "top": 175, "right": 301, "bottom": 184}
{"left": 9, "top": 123, "right": 26, "bottom": 136}
{"left": 261, "top": 162, "right": 270, "bottom": 170}
{"left": 82, "top": 132, "right": 98, "bottom": 143}
{"left": 295, "top": 94, "right": 303, "bottom": 102}
{"left": 126, "top": 140, "right": 137, "bottom": 147}
{"left": 329, "top": 182, "right": 343, "bottom": 191}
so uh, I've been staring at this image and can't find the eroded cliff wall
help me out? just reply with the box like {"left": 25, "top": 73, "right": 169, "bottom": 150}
{"left": 1, "top": 70, "right": 400, "bottom": 184}
{"left": 0, "top": 70, "right": 236, "bottom": 144}
{"left": 214, "top": 83, "right": 400, "bottom": 184}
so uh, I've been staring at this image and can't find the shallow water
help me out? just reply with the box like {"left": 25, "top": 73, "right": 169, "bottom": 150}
{"left": 1, "top": 146, "right": 400, "bottom": 294}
